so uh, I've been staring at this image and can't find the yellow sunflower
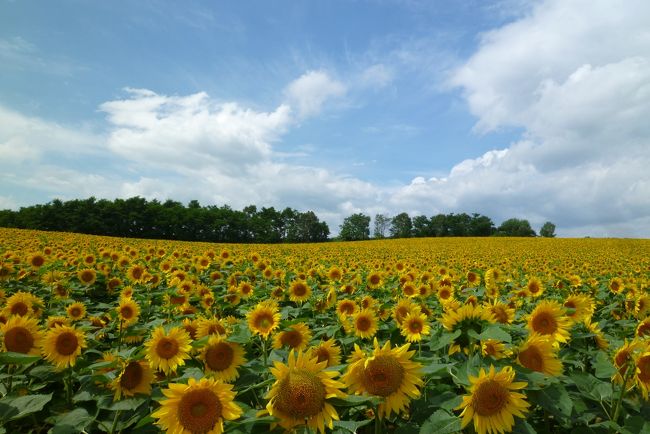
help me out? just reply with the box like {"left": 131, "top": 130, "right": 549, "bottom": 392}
{"left": 563, "top": 294, "right": 595, "bottom": 323}
{"left": 145, "top": 326, "right": 192, "bottom": 375}
{"left": 196, "top": 317, "right": 228, "bottom": 339}
{"left": 527, "top": 300, "right": 571, "bottom": 344}
{"left": 636, "top": 317, "right": 650, "bottom": 339}
{"left": 400, "top": 311, "right": 430, "bottom": 343}
{"left": 1, "top": 315, "right": 42, "bottom": 355}
{"left": 116, "top": 297, "right": 140, "bottom": 326}
{"left": 3, "top": 291, "right": 35, "bottom": 317}
{"left": 343, "top": 339, "right": 423, "bottom": 418}
{"left": 440, "top": 304, "right": 495, "bottom": 355}
{"left": 77, "top": 268, "right": 97, "bottom": 286}
{"left": 393, "top": 298, "right": 418, "bottom": 325}
{"left": 481, "top": 339, "right": 511, "bottom": 360}
{"left": 266, "top": 350, "right": 346, "bottom": 434}
{"left": 613, "top": 339, "right": 644, "bottom": 384}
{"left": 127, "top": 264, "right": 147, "bottom": 283}
{"left": 456, "top": 365, "right": 530, "bottom": 434}
{"left": 516, "top": 334, "right": 563, "bottom": 376}
{"left": 246, "top": 302, "right": 281, "bottom": 338}
{"left": 272, "top": 321, "right": 312, "bottom": 351}
{"left": 348, "top": 308, "right": 378, "bottom": 339}
{"left": 584, "top": 320, "right": 609, "bottom": 350}
{"left": 288, "top": 280, "right": 312, "bottom": 303}
{"left": 201, "top": 336, "right": 246, "bottom": 382}
{"left": 609, "top": 277, "right": 625, "bottom": 295}
{"left": 484, "top": 300, "right": 515, "bottom": 325}
{"left": 634, "top": 351, "right": 650, "bottom": 399}
{"left": 336, "top": 299, "right": 358, "bottom": 317}
{"left": 310, "top": 339, "right": 342, "bottom": 367}
{"left": 112, "top": 359, "right": 154, "bottom": 400}
{"left": 42, "top": 325, "right": 86, "bottom": 369}
{"left": 237, "top": 281, "right": 254, "bottom": 299}
{"left": 66, "top": 302, "right": 87, "bottom": 321}
{"left": 153, "top": 377, "right": 242, "bottom": 434}
{"left": 366, "top": 271, "right": 383, "bottom": 289}
{"left": 46, "top": 315, "right": 70, "bottom": 329}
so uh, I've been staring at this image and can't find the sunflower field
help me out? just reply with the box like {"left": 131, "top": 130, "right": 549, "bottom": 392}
{"left": 1, "top": 227, "right": 650, "bottom": 434}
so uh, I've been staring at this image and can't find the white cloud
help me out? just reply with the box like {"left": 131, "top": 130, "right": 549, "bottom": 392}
{"left": 358, "top": 64, "right": 394, "bottom": 89}
{"left": 284, "top": 70, "right": 346, "bottom": 117}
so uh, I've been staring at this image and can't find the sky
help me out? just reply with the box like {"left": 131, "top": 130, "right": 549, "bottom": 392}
{"left": 1, "top": 0, "right": 649, "bottom": 238}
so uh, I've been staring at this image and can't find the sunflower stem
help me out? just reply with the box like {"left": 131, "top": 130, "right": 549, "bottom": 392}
{"left": 261, "top": 335, "right": 268, "bottom": 369}
{"left": 110, "top": 409, "right": 122, "bottom": 434}
{"left": 6, "top": 364, "right": 14, "bottom": 394}
{"left": 117, "top": 320, "right": 123, "bottom": 353}
{"left": 610, "top": 362, "right": 634, "bottom": 432}
{"left": 374, "top": 407, "right": 382, "bottom": 434}
{"left": 64, "top": 367, "right": 73, "bottom": 407}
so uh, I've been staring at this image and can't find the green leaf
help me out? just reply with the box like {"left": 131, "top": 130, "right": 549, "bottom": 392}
{"left": 0, "top": 393, "right": 52, "bottom": 422}
{"left": 191, "top": 335, "right": 210, "bottom": 348}
{"left": 329, "top": 395, "right": 381, "bottom": 407}
{"left": 419, "top": 409, "right": 461, "bottom": 434}
{"left": 332, "top": 419, "right": 373, "bottom": 432}
{"left": 479, "top": 324, "right": 512, "bottom": 343}
{"left": 593, "top": 351, "right": 616, "bottom": 379}
{"left": 570, "top": 372, "right": 612, "bottom": 401}
{"left": 228, "top": 324, "right": 252, "bottom": 344}
{"left": 47, "top": 408, "right": 93, "bottom": 434}
{"left": 0, "top": 351, "right": 41, "bottom": 364}
{"left": 512, "top": 419, "right": 537, "bottom": 434}
{"left": 108, "top": 397, "right": 146, "bottom": 411}
{"left": 419, "top": 362, "right": 452, "bottom": 376}
{"left": 623, "top": 416, "right": 650, "bottom": 434}
{"left": 528, "top": 384, "right": 573, "bottom": 422}
{"left": 430, "top": 330, "right": 461, "bottom": 351}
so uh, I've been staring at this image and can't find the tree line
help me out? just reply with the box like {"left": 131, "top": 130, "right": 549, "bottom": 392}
{"left": 338, "top": 212, "right": 556, "bottom": 241}
{"left": 0, "top": 197, "right": 329, "bottom": 243}
{"left": 0, "top": 197, "right": 556, "bottom": 243}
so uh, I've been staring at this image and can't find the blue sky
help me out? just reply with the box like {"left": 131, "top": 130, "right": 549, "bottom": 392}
{"left": 2, "top": 0, "right": 650, "bottom": 237}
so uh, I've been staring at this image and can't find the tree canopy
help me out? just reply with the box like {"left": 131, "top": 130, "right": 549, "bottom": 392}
{"left": 339, "top": 213, "right": 371, "bottom": 241}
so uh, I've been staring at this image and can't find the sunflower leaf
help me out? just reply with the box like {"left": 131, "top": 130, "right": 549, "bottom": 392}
{"left": 0, "top": 351, "right": 41, "bottom": 365}
{"left": 0, "top": 393, "right": 52, "bottom": 422}
{"left": 419, "top": 409, "right": 461, "bottom": 434}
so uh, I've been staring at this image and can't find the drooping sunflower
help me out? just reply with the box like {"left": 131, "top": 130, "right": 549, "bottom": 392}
{"left": 634, "top": 351, "right": 650, "bottom": 399}
{"left": 1, "top": 315, "right": 42, "bottom": 355}
{"left": 613, "top": 339, "right": 644, "bottom": 384}
{"left": 310, "top": 339, "right": 342, "bottom": 367}
{"left": 273, "top": 322, "right": 313, "bottom": 352}
{"left": 288, "top": 280, "right": 312, "bottom": 303}
{"left": 526, "top": 300, "right": 571, "bottom": 344}
{"left": 112, "top": 359, "right": 154, "bottom": 400}
{"left": 456, "top": 365, "right": 530, "bottom": 434}
{"left": 201, "top": 335, "right": 246, "bottom": 382}
{"left": 266, "top": 351, "right": 346, "bottom": 434}
{"left": 516, "top": 333, "right": 563, "bottom": 376}
{"left": 343, "top": 339, "right": 423, "bottom": 418}
{"left": 153, "top": 377, "right": 242, "bottom": 434}
{"left": 484, "top": 300, "right": 515, "bottom": 325}
{"left": 400, "top": 312, "right": 430, "bottom": 343}
{"left": 42, "top": 325, "right": 86, "bottom": 369}
{"left": 46, "top": 315, "right": 70, "bottom": 329}
{"left": 116, "top": 297, "right": 140, "bottom": 326}
{"left": 584, "top": 320, "right": 609, "bottom": 350}
{"left": 636, "top": 317, "right": 650, "bottom": 339}
{"left": 145, "top": 326, "right": 192, "bottom": 375}
{"left": 481, "top": 339, "right": 511, "bottom": 360}
{"left": 247, "top": 301, "right": 281, "bottom": 338}
{"left": 66, "top": 302, "right": 87, "bottom": 321}
{"left": 348, "top": 308, "right": 378, "bottom": 339}
{"left": 440, "top": 304, "right": 496, "bottom": 355}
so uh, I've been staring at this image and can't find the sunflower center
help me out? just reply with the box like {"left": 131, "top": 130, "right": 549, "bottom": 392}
{"left": 11, "top": 302, "right": 29, "bottom": 316}
{"left": 532, "top": 312, "right": 557, "bottom": 335}
{"left": 518, "top": 345, "right": 543, "bottom": 372}
{"left": 408, "top": 320, "right": 422, "bottom": 333}
{"left": 205, "top": 343, "right": 234, "bottom": 371}
{"left": 439, "top": 289, "right": 451, "bottom": 300}
{"left": 70, "top": 307, "right": 82, "bottom": 318}
{"left": 491, "top": 307, "right": 509, "bottom": 324}
{"left": 156, "top": 337, "right": 179, "bottom": 359}
{"left": 4, "top": 326, "right": 34, "bottom": 353}
{"left": 120, "top": 306, "right": 134, "bottom": 319}
{"left": 120, "top": 361, "right": 144, "bottom": 390}
{"left": 132, "top": 268, "right": 144, "bottom": 279}
{"left": 178, "top": 388, "right": 222, "bottom": 433}
{"left": 80, "top": 271, "right": 94, "bottom": 283}
{"left": 56, "top": 332, "right": 79, "bottom": 356}
{"left": 362, "top": 355, "right": 404, "bottom": 397}
{"left": 314, "top": 348, "right": 330, "bottom": 364}
{"left": 254, "top": 313, "right": 274, "bottom": 331}
{"left": 369, "top": 275, "right": 380, "bottom": 285}
{"left": 340, "top": 303, "right": 355, "bottom": 315}
{"left": 637, "top": 356, "right": 650, "bottom": 383}
{"left": 356, "top": 316, "right": 372, "bottom": 332}
{"left": 275, "top": 370, "right": 326, "bottom": 419}
{"left": 472, "top": 379, "right": 509, "bottom": 416}
{"left": 281, "top": 330, "right": 303, "bottom": 349}
{"left": 638, "top": 323, "right": 650, "bottom": 337}
{"left": 529, "top": 283, "right": 540, "bottom": 294}
{"left": 292, "top": 284, "right": 307, "bottom": 297}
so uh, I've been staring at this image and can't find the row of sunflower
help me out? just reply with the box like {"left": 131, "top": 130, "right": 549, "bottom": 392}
{"left": 0, "top": 227, "right": 650, "bottom": 434}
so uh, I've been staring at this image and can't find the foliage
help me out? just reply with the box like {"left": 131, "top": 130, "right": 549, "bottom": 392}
{"left": 339, "top": 213, "right": 371, "bottom": 241}
{"left": 497, "top": 218, "right": 537, "bottom": 237}
{"left": 540, "top": 221, "right": 557, "bottom": 238}
{"left": 390, "top": 212, "right": 413, "bottom": 238}
{"left": 373, "top": 214, "right": 391, "bottom": 239}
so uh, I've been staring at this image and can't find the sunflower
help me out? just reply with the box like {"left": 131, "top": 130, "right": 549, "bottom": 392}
{"left": 517, "top": 334, "right": 563, "bottom": 376}
{"left": 28, "top": 253, "right": 46, "bottom": 268}
{"left": 46, "top": 315, "right": 70, "bottom": 329}
{"left": 527, "top": 300, "right": 571, "bottom": 344}
{"left": 437, "top": 286, "right": 455, "bottom": 303}
{"left": 348, "top": 308, "right": 378, "bottom": 339}
{"left": 526, "top": 277, "right": 544, "bottom": 298}
{"left": 636, "top": 295, "right": 650, "bottom": 318}
{"left": 66, "top": 302, "right": 87, "bottom": 321}
{"left": 481, "top": 339, "right": 511, "bottom": 360}
{"left": 42, "top": 325, "right": 86, "bottom": 369}
{"left": 366, "top": 271, "right": 383, "bottom": 289}
{"left": 196, "top": 317, "right": 228, "bottom": 339}
{"left": 584, "top": 320, "right": 609, "bottom": 350}
{"left": 336, "top": 299, "right": 358, "bottom": 317}
{"left": 145, "top": 326, "right": 192, "bottom": 375}
{"left": 247, "top": 301, "right": 281, "bottom": 338}
{"left": 237, "top": 281, "right": 254, "bottom": 299}
{"left": 153, "top": 377, "right": 242, "bottom": 434}
{"left": 77, "top": 268, "right": 97, "bottom": 286}
{"left": 609, "top": 277, "right": 625, "bottom": 295}
{"left": 112, "top": 359, "right": 154, "bottom": 400}
{"left": 117, "top": 297, "right": 140, "bottom": 326}
{"left": 3, "top": 291, "right": 35, "bottom": 317}
{"left": 273, "top": 322, "right": 312, "bottom": 352}
{"left": 484, "top": 300, "right": 515, "bottom": 325}
{"left": 343, "top": 339, "right": 423, "bottom": 418}
{"left": 310, "top": 339, "right": 342, "bottom": 367}
{"left": 266, "top": 351, "right": 346, "bottom": 434}
{"left": 634, "top": 351, "right": 650, "bottom": 399}
{"left": 201, "top": 336, "right": 246, "bottom": 382}
{"left": 456, "top": 365, "right": 530, "bottom": 434}
{"left": 440, "top": 304, "right": 495, "bottom": 355}
{"left": 328, "top": 266, "right": 343, "bottom": 282}
{"left": 288, "top": 280, "right": 311, "bottom": 303}
{"left": 613, "top": 339, "right": 644, "bottom": 384}
{"left": 400, "top": 312, "right": 430, "bottom": 343}
{"left": 563, "top": 294, "right": 595, "bottom": 323}
{"left": 393, "top": 298, "right": 418, "bottom": 325}
{"left": 636, "top": 317, "right": 650, "bottom": 339}
{"left": 1, "top": 315, "right": 42, "bottom": 355}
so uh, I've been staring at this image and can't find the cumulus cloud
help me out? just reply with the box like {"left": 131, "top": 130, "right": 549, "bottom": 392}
{"left": 284, "top": 70, "right": 347, "bottom": 117}
{"left": 392, "top": 0, "right": 650, "bottom": 236}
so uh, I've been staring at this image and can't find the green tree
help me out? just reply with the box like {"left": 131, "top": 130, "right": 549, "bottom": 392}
{"left": 373, "top": 214, "right": 391, "bottom": 238}
{"left": 390, "top": 212, "right": 412, "bottom": 238}
{"left": 339, "top": 213, "right": 371, "bottom": 241}
{"left": 497, "top": 218, "right": 536, "bottom": 237}
{"left": 540, "top": 221, "right": 556, "bottom": 238}
{"left": 412, "top": 215, "right": 431, "bottom": 237}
